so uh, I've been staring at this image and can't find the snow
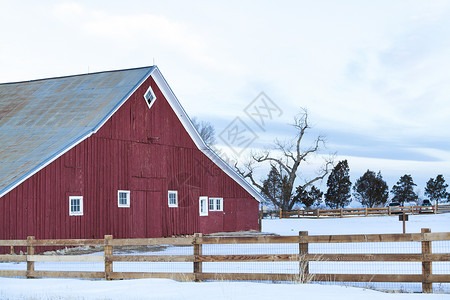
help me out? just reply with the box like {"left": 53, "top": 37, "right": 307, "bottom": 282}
{"left": 1, "top": 214, "right": 449, "bottom": 299}
{"left": 0, "top": 278, "right": 448, "bottom": 300}
{"left": 263, "top": 213, "right": 450, "bottom": 235}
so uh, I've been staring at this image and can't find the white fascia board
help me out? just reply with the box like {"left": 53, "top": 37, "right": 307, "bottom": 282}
{"left": 151, "top": 67, "right": 263, "bottom": 203}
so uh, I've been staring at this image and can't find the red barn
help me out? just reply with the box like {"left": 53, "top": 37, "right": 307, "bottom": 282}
{"left": 0, "top": 66, "right": 262, "bottom": 244}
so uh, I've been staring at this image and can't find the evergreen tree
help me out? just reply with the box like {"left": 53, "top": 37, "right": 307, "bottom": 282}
{"left": 293, "top": 186, "right": 323, "bottom": 209}
{"left": 353, "top": 170, "right": 389, "bottom": 208}
{"left": 325, "top": 160, "right": 351, "bottom": 209}
{"left": 425, "top": 175, "right": 449, "bottom": 205}
{"left": 391, "top": 174, "right": 418, "bottom": 206}
{"left": 260, "top": 165, "right": 289, "bottom": 208}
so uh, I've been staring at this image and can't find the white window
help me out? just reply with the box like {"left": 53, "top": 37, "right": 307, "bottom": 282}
{"left": 209, "top": 197, "right": 223, "bottom": 211}
{"left": 118, "top": 190, "right": 130, "bottom": 208}
{"left": 168, "top": 190, "right": 178, "bottom": 207}
{"left": 199, "top": 196, "right": 208, "bottom": 216}
{"left": 144, "top": 86, "right": 157, "bottom": 109}
{"left": 69, "top": 196, "right": 83, "bottom": 216}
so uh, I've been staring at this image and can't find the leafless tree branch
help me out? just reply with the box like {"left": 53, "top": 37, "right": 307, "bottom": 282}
{"left": 234, "top": 108, "right": 335, "bottom": 210}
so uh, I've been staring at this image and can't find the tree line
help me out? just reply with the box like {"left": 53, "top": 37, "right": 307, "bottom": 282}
{"left": 321, "top": 160, "right": 448, "bottom": 209}
{"left": 192, "top": 110, "right": 449, "bottom": 210}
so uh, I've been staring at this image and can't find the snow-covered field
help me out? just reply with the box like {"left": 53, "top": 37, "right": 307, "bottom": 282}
{"left": 0, "top": 214, "right": 449, "bottom": 299}
{"left": 263, "top": 212, "right": 450, "bottom": 235}
{"left": 0, "top": 277, "right": 448, "bottom": 300}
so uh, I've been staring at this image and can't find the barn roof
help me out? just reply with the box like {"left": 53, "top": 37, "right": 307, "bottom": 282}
{"left": 0, "top": 66, "right": 155, "bottom": 197}
{"left": 0, "top": 66, "right": 263, "bottom": 202}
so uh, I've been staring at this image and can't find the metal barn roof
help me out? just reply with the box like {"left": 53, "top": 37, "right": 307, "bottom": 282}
{"left": 0, "top": 66, "right": 155, "bottom": 197}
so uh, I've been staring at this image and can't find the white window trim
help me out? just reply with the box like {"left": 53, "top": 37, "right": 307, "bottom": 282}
{"left": 143, "top": 86, "right": 157, "bottom": 109}
{"left": 199, "top": 196, "right": 208, "bottom": 216}
{"left": 168, "top": 190, "right": 178, "bottom": 207}
{"left": 69, "top": 196, "right": 83, "bottom": 216}
{"left": 118, "top": 190, "right": 130, "bottom": 208}
{"left": 209, "top": 197, "right": 223, "bottom": 211}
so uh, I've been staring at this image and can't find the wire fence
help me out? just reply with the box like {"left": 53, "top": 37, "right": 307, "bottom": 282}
{"left": 0, "top": 229, "right": 449, "bottom": 293}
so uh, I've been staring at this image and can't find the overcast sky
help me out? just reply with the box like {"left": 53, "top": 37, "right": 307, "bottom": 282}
{"left": 2, "top": 0, "right": 450, "bottom": 196}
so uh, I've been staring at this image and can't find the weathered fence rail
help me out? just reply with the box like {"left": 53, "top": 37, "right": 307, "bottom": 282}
{"left": 1, "top": 229, "right": 449, "bottom": 293}
{"left": 280, "top": 204, "right": 450, "bottom": 218}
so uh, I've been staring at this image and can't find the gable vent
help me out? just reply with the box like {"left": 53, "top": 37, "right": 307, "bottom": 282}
{"left": 144, "top": 86, "right": 156, "bottom": 109}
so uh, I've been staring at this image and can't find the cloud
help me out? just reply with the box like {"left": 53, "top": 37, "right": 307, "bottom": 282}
{"left": 51, "top": 2, "right": 242, "bottom": 75}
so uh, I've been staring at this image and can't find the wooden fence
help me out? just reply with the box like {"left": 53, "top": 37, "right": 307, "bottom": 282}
{"left": 280, "top": 204, "right": 450, "bottom": 218}
{"left": 0, "top": 229, "right": 449, "bottom": 293}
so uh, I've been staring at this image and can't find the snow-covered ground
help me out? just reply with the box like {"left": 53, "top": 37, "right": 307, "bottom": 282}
{"left": 263, "top": 213, "right": 450, "bottom": 235}
{"left": 0, "top": 214, "right": 449, "bottom": 299}
{"left": 0, "top": 277, "right": 448, "bottom": 300}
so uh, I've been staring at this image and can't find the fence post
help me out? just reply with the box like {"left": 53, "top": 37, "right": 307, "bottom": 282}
{"left": 388, "top": 206, "right": 391, "bottom": 216}
{"left": 10, "top": 246, "right": 14, "bottom": 255}
{"left": 340, "top": 208, "right": 343, "bottom": 218}
{"left": 279, "top": 208, "right": 283, "bottom": 219}
{"left": 104, "top": 235, "right": 113, "bottom": 280}
{"left": 193, "top": 233, "right": 203, "bottom": 282}
{"left": 26, "top": 236, "right": 35, "bottom": 279}
{"left": 421, "top": 228, "right": 432, "bottom": 293}
{"left": 299, "top": 231, "right": 309, "bottom": 282}
{"left": 316, "top": 209, "right": 320, "bottom": 218}
{"left": 365, "top": 207, "right": 368, "bottom": 217}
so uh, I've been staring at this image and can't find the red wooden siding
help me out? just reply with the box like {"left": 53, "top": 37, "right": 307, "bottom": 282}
{"left": 0, "top": 75, "right": 259, "bottom": 251}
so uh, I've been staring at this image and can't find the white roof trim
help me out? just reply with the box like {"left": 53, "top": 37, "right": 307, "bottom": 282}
{"left": 150, "top": 67, "right": 263, "bottom": 203}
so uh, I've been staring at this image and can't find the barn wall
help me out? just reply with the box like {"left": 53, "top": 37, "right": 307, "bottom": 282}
{"left": 0, "top": 75, "right": 259, "bottom": 247}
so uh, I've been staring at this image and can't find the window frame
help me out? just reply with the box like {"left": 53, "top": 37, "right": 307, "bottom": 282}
{"left": 118, "top": 190, "right": 130, "bottom": 208}
{"left": 143, "top": 86, "right": 157, "bottom": 109}
{"left": 168, "top": 190, "right": 178, "bottom": 208}
{"left": 209, "top": 197, "right": 223, "bottom": 211}
{"left": 199, "top": 196, "right": 208, "bottom": 216}
{"left": 209, "top": 198, "right": 215, "bottom": 211}
{"left": 69, "top": 196, "right": 83, "bottom": 216}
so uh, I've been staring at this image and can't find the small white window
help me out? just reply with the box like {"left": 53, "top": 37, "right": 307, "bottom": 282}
{"left": 209, "top": 197, "right": 223, "bottom": 211}
{"left": 69, "top": 196, "right": 83, "bottom": 216}
{"left": 144, "top": 86, "right": 157, "bottom": 109}
{"left": 199, "top": 196, "right": 208, "bottom": 216}
{"left": 168, "top": 190, "right": 178, "bottom": 207}
{"left": 118, "top": 190, "right": 130, "bottom": 208}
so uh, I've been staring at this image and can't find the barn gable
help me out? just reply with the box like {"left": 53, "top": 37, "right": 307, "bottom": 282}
{"left": 0, "top": 67, "right": 155, "bottom": 198}
{"left": 0, "top": 66, "right": 263, "bottom": 203}
{"left": 0, "top": 66, "right": 262, "bottom": 242}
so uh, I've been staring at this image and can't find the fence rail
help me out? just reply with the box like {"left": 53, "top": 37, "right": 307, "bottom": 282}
{"left": 280, "top": 204, "right": 450, "bottom": 219}
{"left": 1, "top": 229, "right": 449, "bottom": 293}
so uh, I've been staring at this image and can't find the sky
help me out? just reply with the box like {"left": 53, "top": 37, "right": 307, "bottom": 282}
{"left": 1, "top": 0, "right": 450, "bottom": 197}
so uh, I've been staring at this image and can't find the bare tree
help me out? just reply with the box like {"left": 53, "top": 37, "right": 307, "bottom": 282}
{"left": 191, "top": 117, "right": 216, "bottom": 147}
{"left": 235, "top": 109, "right": 334, "bottom": 210}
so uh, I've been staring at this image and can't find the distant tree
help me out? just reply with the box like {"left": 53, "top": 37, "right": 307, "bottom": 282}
{"left": 235, "top": 109, "right": 334, "bottom": 210}
{"left": 414, "top": 188, "right": 423, "bottom": 206}
{"left": 260, "top": 165, "right": 289, "bottom": 207}
{"left": 425, "top": 175, "right": 449, "bottom": 206}
{"left": 353, "top": 170, "right": 389, "bottom": 208}
{"left": 325, "top": 160, "right": 352, "bottom": 209}
{"left": 191, "top": 117, "right": 216, "bottom": 146}
{"left": 293, "top": 185, "right": 323, "bottom": 209}
{"left": 391, "top": 174, "right": 418, "bottom": 206}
